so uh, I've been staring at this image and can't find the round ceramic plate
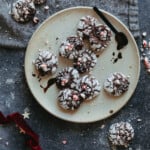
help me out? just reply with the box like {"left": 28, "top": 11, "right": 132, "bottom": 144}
{"left": 25, "top": 7, "right": 140, "bottom": 123}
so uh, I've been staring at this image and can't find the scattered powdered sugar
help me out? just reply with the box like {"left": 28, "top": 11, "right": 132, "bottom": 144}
{"left": 5, "top": 79, "right": 14, "bottom": 84}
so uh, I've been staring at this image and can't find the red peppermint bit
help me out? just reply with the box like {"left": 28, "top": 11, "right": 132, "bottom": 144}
{"left": 143, "top": 40, "right": 147, "bottom": 48}
{"left": 144, "top": 57, "right": 150, "bottom": 69}
{"left": 62, "top": 139, "right": 67, "bottom": 145}
{"left": 0, "top": 112, "right": 42, "bottom": 150}
{"left": 73, "top": 95, "right": 79, "bottom": 101}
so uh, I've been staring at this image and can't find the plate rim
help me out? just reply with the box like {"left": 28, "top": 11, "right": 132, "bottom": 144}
{"left": 24, "top": 6, "right": 140, "bottom": 123}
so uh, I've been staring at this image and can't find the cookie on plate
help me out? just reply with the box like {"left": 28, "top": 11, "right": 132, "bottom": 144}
{"left": 89, "top": 24, "right": 112, "bottom": 52}
{"left": 58, "top": 88, "right": 83, "bottom": 111}
{"left": 73, "top": 49, "right": 97, "bottom": 73}
{"left": 34, "top": 50, "right": 58, "bottom": 76}
{"left": 79, "top": 75, "right": 101, "bottom": 100}
{"left": 59, "top": 36, "right": 83, "bottom": 59}
{"left": 103, "top": 72, "right": 130, "bottom": 96}
{"left": 56, "top": 67, "right": 79, "bottom": 89}
{"left": 77, "top": 15, "right": 97, "bottom": 38}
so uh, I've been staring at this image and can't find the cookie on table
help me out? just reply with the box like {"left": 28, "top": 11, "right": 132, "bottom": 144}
{"left": 12, "top": 0, "right": 36, "bottom": 23}
{"left": 89, "top": 24, "right": 112, "bottom": 52}
{"left": 34, "top": 0, "right": 46, "bottom": 5}
{"left": 56, "top": 67, "right": 79, "bottom": 89}
{"left": 34, "top": 50, "right": 58, "bottom": 76}
{"left": 73, "top": 49, "right": 97, "bottom": 73}
{"left": 109, "top": 122, "right": 134, "bottom": 147}
{"left": 103, "top": 72, "right": 130, "bottom": 96}
{"left": 79, "top": 75, "right": 101, "bottom": 100}
{"left": 58, "top": 88, "right": 83, "bottom": 111}
{"left": 59, "top": 36, "right": 83, "bottom": 59}
{"left": 77, "top": 15, "right": 97, "bottom": 38}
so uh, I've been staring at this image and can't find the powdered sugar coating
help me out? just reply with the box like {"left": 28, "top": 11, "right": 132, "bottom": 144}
{"left": 77, "top": 15, "right": 97, "bottom": 38}
{"left": 34, "top": 50, "right": 58, "bottom": 76}
{"left": 104, "top": 72, "right": 130, "bottom": 96}
{"left": 34, "top": 0, "right": 46, "bottom": 5}
{"left": 79, "top": 75, "right": 101, "bottom": 100}
{"left": 56, "top": 67, "right": 79, "bottom": 89}
{"left": 58, "top": 88, "right": 83, "bottom": 110}
{"left": 89, "top": 24, "right": 112, "bottom": 52}
{"left": 73, "top": 49, "right": 97, "bottom": 73}
{"left": 12, "top": 0, "right": 36, "bottom": 23}
{"left": 59, "top": 36, "right": 83, "bottom": 59}
{"left": 109, "top": 122, "right": 134, "bottom": 147}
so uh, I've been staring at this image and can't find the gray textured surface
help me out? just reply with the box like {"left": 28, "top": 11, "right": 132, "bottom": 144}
{"left": 0, "top": 0, "right": 150, "bottom": 150}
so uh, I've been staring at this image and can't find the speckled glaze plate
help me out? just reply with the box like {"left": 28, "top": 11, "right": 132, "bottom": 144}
{"left": 25, "top": 7, "right": 140, "bottom": 123}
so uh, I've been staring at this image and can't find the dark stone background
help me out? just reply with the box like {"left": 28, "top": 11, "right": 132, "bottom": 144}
{"left": 0, "top": 0, "right": 150, "bottom": 150}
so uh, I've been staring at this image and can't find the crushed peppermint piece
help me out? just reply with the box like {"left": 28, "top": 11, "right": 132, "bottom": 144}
{"left": 144, "top": 57, "right": 150, "bottom": 69}
{"left": 62, "top": 139, "right": 67, "bottom": 145}
{"left": 143, "top": 40, "right": 147, "bottom": 48}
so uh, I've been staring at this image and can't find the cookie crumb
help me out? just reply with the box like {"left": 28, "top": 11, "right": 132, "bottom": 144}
{"left": 100, "top": 124, "right": 105, "bottom": 129}
{"left": 109, "top": 110, "right": 114, "bottom": 113}
{"left": 137, "top": 118, "right": 142, "bottom": 122}
{"left": 5, "top": 141, "right": 9, "bottom": 146}
{"left": 33, "top": 16, "right": 39, "bottom": 24}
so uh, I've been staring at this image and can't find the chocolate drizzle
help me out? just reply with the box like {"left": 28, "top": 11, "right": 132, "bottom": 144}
{"left": 42, "top": 77, "right": 56, "bottom": 93}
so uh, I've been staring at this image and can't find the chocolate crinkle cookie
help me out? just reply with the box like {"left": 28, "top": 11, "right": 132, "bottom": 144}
{"left": 56, "top": 67, "right": 79, "bottom": 89}
{"left": 79, "top": 75, "right": 101, "bottom": 100}
{"left": 58, "top": 88, "right": 83, "bottom": 110}
{"left": 73, "top": 49, "right": 97, "bottom": 73}
{"left": 89, "top": 24, "right": 112, "bottom": 52}
{"left": 77, "top": 15, "right": 97, "bottom": 38}
{"left": 34, "top": 50, "right": 58, "bottom": 76}
{"left": 109, "top": 122, "right": 134, "bottom": 147}
{"left": 34, "top": 0, "right": 46, "bottom": 5}
{"left": 104, "top": 72, "right": 130, "bottom": 96}
{"left": 59, "top": 36, "right": 83, "bottom": 59}
{"left": 12, "top": 0, "right": 36, "bottom": 23}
